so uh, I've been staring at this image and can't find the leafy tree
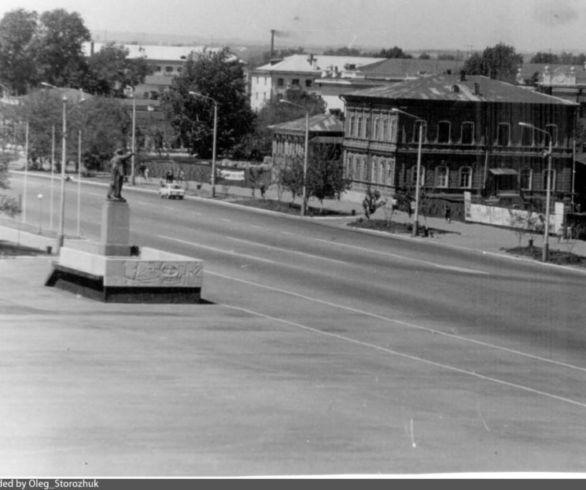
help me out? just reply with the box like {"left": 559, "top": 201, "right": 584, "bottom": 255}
{"left": 559, "top": 52, "right": 586, "bottom": 65}
{"left": 80, "top": 96, "right": 133, "bottom": 170}
{"left": 530, "top": 52, "right": 560, "bottom": 64}
{"left": 463, "top": 43, "right": 523, "bottom": 82}
{"left": 162, "top": 48, "right": 255, "bottom": 158}
{"left": 83, "top": 43, "right": 152, "bottom": 97}
{"left": 278, "top": 157, "right": 304, "bottom": 202}
{"left": 419, "top": 52, "right": 431, "bottom": 60}
{"left": 17, "top": 89, "right": 132, "bottom": 171}
{"left": 0, "top": 9, "right": 38, "bottom": 95}
{"left": 370, "top": 46, "right": 412, "bottom": 59}
{"left": 323, "top": 47, "right": 364, "bottom": 56}
{"left": 30, "top": 9, "right": 91, "bottom": 89}
{"left": 306, "top": 144, "right": 351, "bottom": 210}
{"left": 0, "top": 161, "right": 20, "bottom": 217}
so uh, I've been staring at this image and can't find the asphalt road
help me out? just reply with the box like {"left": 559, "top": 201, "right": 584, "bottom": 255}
{"left": 3, "top": 175, "right": 586, "bottom": 476}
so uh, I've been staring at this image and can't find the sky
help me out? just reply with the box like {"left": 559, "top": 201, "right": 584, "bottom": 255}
{"left": 1, "top": 0, "right": 585, "bottom": 53}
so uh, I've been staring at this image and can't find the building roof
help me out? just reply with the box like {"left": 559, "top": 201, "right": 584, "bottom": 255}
{"left": 270, "top": 114, "right": 344, "bottom": 134}
{"left": 255, "top": 54, "right": 384, "bottom": 75}
{"left": 357, "top": 58, "right": 465, "bottom": 80}
{"left": 342, "top": 74, "right": 579, "bottom": 106}
{"left": 82, "top": 42, "right": 238, "bottom": 63}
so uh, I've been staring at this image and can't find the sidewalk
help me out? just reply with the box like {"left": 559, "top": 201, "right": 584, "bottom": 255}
{"left": 3, "top": 170, "right": 586, "bottom": 268}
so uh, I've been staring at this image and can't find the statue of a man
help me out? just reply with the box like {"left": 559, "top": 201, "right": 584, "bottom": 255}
{"left": 107, "top": 149, "right": 134, "bottom": 202}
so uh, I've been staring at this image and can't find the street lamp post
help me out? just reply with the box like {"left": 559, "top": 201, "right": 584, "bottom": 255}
{"left": 77, "top": 128, "right": 82, "bottom": 237}
{"left": 50, "top": 125, "right": 55, "bottom": 230}
{"left": 131, "top": 89, "right": 136, "bottom": 186}
{"left": 280, "top": 99, "right": 309, "bottom": 216}
{"left": 392, "top": 108, "right": 425, "bottom": 237}
{"left": 37, "top": 193, "right": 43, "bottom": 234}
{"left": 22, "top": 121, "right": 29, "bottom": 224}
{"left": 189, "top": 91, "right": 218, "bottom": 198}
{"left": 519, "top": 122, "right": 553, "bottom": 262}
{"left": 58, "top": 94, "right": 67, "bottom": 251}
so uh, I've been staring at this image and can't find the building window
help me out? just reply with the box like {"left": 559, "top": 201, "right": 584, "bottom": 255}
{"left": 165, "top": 66, "right": 174, "bottom": 73}
{"left": 155, "top": 66, "right": 162, "bottom": 72}
{"left": 277, "top": 78, "right": 284, "bottom": 87}
{"left": 461, "top": 122, "right": 474, "bottom": 144}
{"left": 413, "top": 120, "right": 427, "bottom": 143}
{"left": 437, "top": 121, "right": 451, "bottom": 143}
{"left": 389, "top": 118, "right": 397, "bottom": 142}
{"left": 436, "top": 165, "right": 449, "bottom": 188}
{"left": 364, "top": 116, "right": 370, "bottom": 138}
{"left": 410, "top": 166, "right": 425, "bottom": 188}
{"left": 291, "top": 79, "right": 300, "bottom": 86}
{"left": 459, "top": 166, "right": 473, "bottom": 188}
{"left": 545, "top": 124, "right": 558, "bottom": 146}
{"left": 373, "top": 118, "right": 380, "bottom": 141}
{"left": 357, "top": 117, "right": 363, "bottom": 138}
{"left": 383, "top": 120, "right": 389, "bottom": 141}
{"left": 520, "top": 168, "right": 533, "bottom": 190}
{"left": 305, "top": 79, "right": 312, "bottom": 88}
{"left": 543, "top": 169, "right": 556, "bottom": 191}
{"left": 497, "top": 123, "right": 510, "bottom": 146}
{"left": 520, "top": 125, "right": 533, "bottom": 146}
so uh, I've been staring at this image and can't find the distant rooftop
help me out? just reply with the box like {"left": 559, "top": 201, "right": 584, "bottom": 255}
{"left": 255, "top": 54, "right": 385, "bottom": 74}
{"left": 342, "top": 74, "right": 579, "bottom": 106}
{"left": 269, "top": 114, "right": 344, "bottom": 134}
{"left": 82, "top": 42, "right": 238, "bottom": 63}
{"left": 357, "top": 58, "right": 465, "bottom": 80}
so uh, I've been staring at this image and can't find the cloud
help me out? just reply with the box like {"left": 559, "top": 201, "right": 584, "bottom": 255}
{"left": 533, "top": 0, "right": 579, "bottom": 27}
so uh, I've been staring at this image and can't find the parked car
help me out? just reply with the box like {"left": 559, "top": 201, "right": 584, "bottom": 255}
{"left": 159, "top": 183, "right": 185, "bottom": 199}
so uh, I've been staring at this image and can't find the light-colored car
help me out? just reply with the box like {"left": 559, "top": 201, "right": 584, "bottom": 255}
{"left": 159, "top": 183, "right": 186, "bottom": 200}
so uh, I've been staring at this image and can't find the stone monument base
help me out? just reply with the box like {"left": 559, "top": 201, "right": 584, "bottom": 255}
{"left": 45, "top": 200, "right": 204, "bottom": 303}
{"left": 46, "top": 240, "right": 204, "bottom": 304}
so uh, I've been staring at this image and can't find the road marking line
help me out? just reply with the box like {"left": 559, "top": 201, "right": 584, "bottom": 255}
{"left": 221, "top": 302, "right": 586, "bottom": 410}
{"left": 207, "top": 270, "right": 586, "bottom": 375}
{"left": 313, "top": 237, "right": 489, "bottom": 275}
{"left": 159, "top": 236, "right": 278, "bottom": 265}
{"left": 225, "top": 236, "right": 350, "bottom": 266}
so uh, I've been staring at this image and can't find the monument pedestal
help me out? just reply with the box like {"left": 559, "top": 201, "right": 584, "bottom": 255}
{"left": 45, "top": 200, "right": 204, "bottom": 303}
{"left": 100, "top": 200, "right": 131, "bottom": 256}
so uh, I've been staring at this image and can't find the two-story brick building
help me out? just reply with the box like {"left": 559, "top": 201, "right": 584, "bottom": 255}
{"left": 341, "top": 73, "right": 579, "bottom": 214}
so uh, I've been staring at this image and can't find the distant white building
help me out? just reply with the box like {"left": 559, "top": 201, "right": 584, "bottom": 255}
{"left": 249, "top": 54, "right": 384, "bottom": 112}
{"left": 82, "top": 42, "right": 240, "bottom": 100}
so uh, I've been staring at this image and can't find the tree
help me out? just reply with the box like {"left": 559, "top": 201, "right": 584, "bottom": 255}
{"left": 530, "top": 52, "right": 560, "bottom": 64}
{"left": 162, "top": 48, "right": 255, "bottom": 158}
{"left": 463, "top": 43, "right": 523, "bottom": 82}
{"left": 18, "top": 90, "right": 132, "bottom": 171}
{"left": 306, "top": 145, "right": 351, "bottom": 211}
{"left": 323, "top": 47, "right": 364, "bottom": 56}
{"left": 30, "top": 9, "right": 91, "bottom": 89}
{"left": 0, "top": 162, "right": 20, "bottom": 217}
{"left": 83, "top": 43, "right": 152, "bottom": 97}
{"left": 419, "top": 52, "right": 431, "bottom": 60}
{"left": 0, "top": 9, "right": 38, "bottom": 95}
{"left": 370, "top": 46, "right": 412, "bottom": 59}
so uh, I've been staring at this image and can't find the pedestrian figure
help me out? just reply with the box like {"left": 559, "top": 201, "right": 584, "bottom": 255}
{"left": 178, "top": 169, "right": 185, "bottom": 182}
{"left": 445, "top": 206, "right": 451, "bottom": 223}
{"left": 165, "top": 169, "right": 174, "bottom": 183}
{"left": 260, "top": 184, "right": 266, "bottom": 199}
{"left": 107, "top": 149, "right": 134, "bottom": 202}
{"left": 144, "top": 167, "right": 150, "bottom": 183}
